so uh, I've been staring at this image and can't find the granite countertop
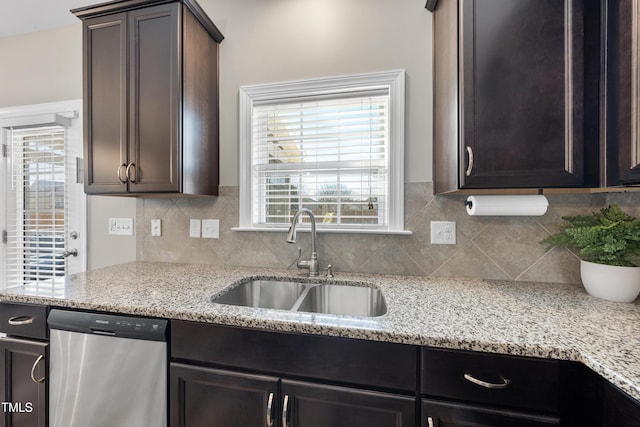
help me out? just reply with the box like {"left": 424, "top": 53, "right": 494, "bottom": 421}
{"left": 1, "top": 261, "right": 639, "bottom": 402}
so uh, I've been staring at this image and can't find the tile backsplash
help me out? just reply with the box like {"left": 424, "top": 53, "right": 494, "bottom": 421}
{"left": 136, "top": 183, "right": 640, "bottom": 284}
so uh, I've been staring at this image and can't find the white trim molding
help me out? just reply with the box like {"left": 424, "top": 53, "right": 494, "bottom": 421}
{"left": 238, "top": 70, "right": 407, "bottom": 234}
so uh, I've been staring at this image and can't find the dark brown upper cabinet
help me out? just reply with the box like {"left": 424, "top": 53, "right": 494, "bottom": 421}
{"left": 605, "top": 0, "right": 640, "bottom": 186}
{"left": 73, "top": 0, "right": 223, "bottom": 196}
{"left": 432, "top": 0, "right": 601, "bottom": 194}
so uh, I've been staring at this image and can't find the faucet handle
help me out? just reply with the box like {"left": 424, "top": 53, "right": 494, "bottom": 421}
{"left": 325, "top": 264, "right": 334, "bottom": 278}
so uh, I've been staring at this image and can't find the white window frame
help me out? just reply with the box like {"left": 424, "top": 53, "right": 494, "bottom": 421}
{"left": 236, "top": 70, "right": 409, "bottom": 235}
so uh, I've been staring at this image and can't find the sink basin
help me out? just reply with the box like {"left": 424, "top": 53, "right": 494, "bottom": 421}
{"left": 212, "top": 279, "right": 307, "bottom": 310}
{"left": 212, "top": 279, "right": 387, "bottom": 317}
{"left": 296, "top": 284, "right": 387, "bottom": 317}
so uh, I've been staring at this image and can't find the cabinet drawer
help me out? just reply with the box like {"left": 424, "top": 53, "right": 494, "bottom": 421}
{"left": 0, "top": 302, "right": 48, "bottom": 340}
{"left": 171, "top": 321, "right": 417, "bottom": 392}
{"left": 421, "top": 348, "right": 559, "bottom": 414}
{"left": 422, "top": 399, "right": 560, "bottom": 427}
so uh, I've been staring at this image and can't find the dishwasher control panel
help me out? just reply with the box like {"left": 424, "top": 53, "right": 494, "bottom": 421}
{"left": 48, "top": 309, "right": 167, "bottom": 341}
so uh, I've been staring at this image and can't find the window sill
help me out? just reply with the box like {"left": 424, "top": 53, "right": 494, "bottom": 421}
{"left": 231, "top": 227, "right": 413, "bottom": 236}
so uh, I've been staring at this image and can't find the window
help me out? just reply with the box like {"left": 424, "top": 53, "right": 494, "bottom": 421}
{"left": 238, "top": 70, "right": 407, "bottom": 234}
{"left": 1, "top": 101, "right": 85, "bottom": 294}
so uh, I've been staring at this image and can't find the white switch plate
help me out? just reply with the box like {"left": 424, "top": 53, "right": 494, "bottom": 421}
{"left": 189, "top": 219, "right": 201, "bottom": 238}
{"left": 108, "top": 218, "right": 134, "bottom": 236}
{"left": 151, "top": 219, "right": 162, "bottom": 237}
{"left": 431, "top": 221, "right": 456, "bottom": 244}
{"left": 202, "top": 219, "right": 219, "bottom": 239}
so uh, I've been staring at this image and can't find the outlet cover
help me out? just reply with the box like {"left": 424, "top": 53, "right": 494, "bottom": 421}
{"left": 108, "top": 218, "right": 134, "bottom": 236}
{"left": 189, "top": 219, "right": 201, "bottom": 238}
{"left": 202, "top": 219, "right": 220, "bottom": 239}
{"left": 151, "top": 219, "right": 162, "bottom": 237}
{"left": 431, "top": 221, "right": 456, "bottom": 245}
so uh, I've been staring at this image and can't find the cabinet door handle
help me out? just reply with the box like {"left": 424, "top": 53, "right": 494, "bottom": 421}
{"left": 426, "top": 416, "right": 434, "bottom": 427}
{"left": 125, "top": 162, "right": 137, "bottom": 183}
{"left": 266, "top": 392, "right": 274, "bottom": 427}
{"left": 8, "top": 315, "right": 34, "bottom": 326}
{"left": 465, "top": 146, "right": 474, "bottom": 176}
{"left": 282, "top": 395, "right": 289, "bottom": 427}
{"left": 30, "top": 354, "right": 45, "bottom": 384}
{"left": 117, "top": 163, "right": 128, "bottom": 183}
{"left": 464, "top": 373, "right": 511, "bottom": 389}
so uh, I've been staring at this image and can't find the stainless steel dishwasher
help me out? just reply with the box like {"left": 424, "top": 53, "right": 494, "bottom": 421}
{"left": 48, "top": 309, "right": 168, "bottom": 427}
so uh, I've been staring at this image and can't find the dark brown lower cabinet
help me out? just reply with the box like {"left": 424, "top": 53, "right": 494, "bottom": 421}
{"left": 170, "top": 363, "right": 278, "bottom": 427}
{"left": 169, "top": 363, "right": 415, "bottom": 427}
{"left": 282, "top": 379, "right": 415, "bottom": 427}
{"left": 422, "top": 399, "right": 559, "bottom": 427}
{"left": 0, "top": 337, "right": 48, "bottom": 427}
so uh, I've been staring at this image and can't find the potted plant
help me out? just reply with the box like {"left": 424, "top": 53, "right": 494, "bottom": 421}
{"left": 541, "top": 204, "right": 640, "bottom": 303}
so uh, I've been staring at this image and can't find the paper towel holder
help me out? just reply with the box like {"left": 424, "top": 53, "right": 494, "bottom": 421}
{"left": 464, "top": 189, "right": 545, "bottom": 210}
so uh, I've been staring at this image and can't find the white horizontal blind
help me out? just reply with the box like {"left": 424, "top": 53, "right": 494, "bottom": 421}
{"left": 252, "top": 93, "right": 389, "bottom": 228}
{"left": 5, "top": 126, "right": 67, "bottom": 291}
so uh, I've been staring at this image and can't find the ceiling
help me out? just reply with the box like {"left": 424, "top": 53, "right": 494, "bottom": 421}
{"left": 0, "top": 0, "right": 98, "bottom": 38}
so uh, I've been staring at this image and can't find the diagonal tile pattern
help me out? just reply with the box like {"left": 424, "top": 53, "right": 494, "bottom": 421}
{"left": 135, "top": 183, "right": 622, "bottom": 285}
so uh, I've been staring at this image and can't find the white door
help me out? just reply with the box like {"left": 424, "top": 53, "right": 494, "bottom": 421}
{"left": 0, "top": 100, "right": 86, "bottom": 292}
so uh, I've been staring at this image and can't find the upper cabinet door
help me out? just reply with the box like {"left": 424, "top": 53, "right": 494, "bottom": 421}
{"left": 433, "top": 0, "right": 601, "bottom": 193}
{"left": 461, "top": 0, "right": 589, "bottom": 189}
{"left": 606, "top": 0, "right": 640, "bottom": 185}
{"left": 128, "top": 3, "right": 181, "bottom": 193}
{"left": 83, "top": 12, "right": 128, "bottom": 194}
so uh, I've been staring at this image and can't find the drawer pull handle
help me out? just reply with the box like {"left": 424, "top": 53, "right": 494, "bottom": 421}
{"left": 266, "top": 392, "right": 274, "bottom": 427}
{"left": 463, "top": 373, "right": 511, "bottom": 389}
{"left": 30, "top": 354, "right": 45, "bottom": 384}
{"left": 8, "top": 316, "right": 34, "bottom": 326}
{"left": 282, "top": 395, "right": 289, "bottom": 427}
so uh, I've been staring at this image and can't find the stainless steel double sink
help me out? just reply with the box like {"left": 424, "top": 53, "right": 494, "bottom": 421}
{"left": 211, "top": 279, "right": 387, "bottom": 317}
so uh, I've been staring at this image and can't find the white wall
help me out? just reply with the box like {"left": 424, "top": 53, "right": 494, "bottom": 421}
{"left": 0, "top": 24, "right": 83, "bottom": 107}
{"left": 201, "top": 0, "right": 433, "bottom": 184}
{"left": 0, "top": 0, "right": 432, "bottom": 269}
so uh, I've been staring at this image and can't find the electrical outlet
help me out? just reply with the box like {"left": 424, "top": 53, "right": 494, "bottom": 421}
{"left": 431, "top": 221, "right": 456, "bottom": 244}
{"left": 108, "top": 218, "right": 134, "bottom": 236}
{"left": 189, "top": 219, "right": 201, "bottom": 238}
{"left": 202, "top": 219, "right": 219, "bottom": 239}
{"left": 151, "top": 219, "right": 161, "bottom": 237}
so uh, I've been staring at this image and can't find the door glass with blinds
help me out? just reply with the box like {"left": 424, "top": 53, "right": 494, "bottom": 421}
{"left": 239, "top": 70, "right": 405, "bottom": 233}
{"left": 1, "top": 101, "right": 85, "bottom": 293}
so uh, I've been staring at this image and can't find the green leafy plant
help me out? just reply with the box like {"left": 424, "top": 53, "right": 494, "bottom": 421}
{"left": 541, "top": 204, "right": 640, "bottom": 267}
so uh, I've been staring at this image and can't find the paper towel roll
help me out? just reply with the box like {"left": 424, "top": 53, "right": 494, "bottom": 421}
{"left": 465, "top": 195, "right": 549, "bottom": 216}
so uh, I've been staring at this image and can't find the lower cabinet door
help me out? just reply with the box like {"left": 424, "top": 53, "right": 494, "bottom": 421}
{"left": 281, "top": 379, "right": 416, "bottom": 427}
{"left": 422, "top": 399, "right": 560, "bottom": 427}
{"left": 0, "top": 337, "right": 48, "bottom": 427}
{"left": 170, "top": 363, "right": 278, "bottom": 427}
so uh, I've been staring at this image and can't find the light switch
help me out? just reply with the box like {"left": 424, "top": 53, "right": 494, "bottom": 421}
{"left": 151, "top": 219, "right": 161, "bottom": 237}
{"left": 108, "top": 218, "right": 134, "bottom": 236}
{"left": 189, "top": 219, "right": 201, "bottom": 238}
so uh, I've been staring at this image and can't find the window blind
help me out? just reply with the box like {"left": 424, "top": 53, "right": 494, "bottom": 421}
{"left": 4, "top": 126, "right": 67, "bottom": 290}
{"left": 252, "top": 93, "right": 390, "bottom": 228}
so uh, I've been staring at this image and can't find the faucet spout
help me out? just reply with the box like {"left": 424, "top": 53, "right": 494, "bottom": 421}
{"left": 287, "top": 208, "right": 319, "bottom": 276}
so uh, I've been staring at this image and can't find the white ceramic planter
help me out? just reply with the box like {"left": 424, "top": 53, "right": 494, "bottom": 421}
{"left": 580, "top": 260, "right": 640, "bottom": 303}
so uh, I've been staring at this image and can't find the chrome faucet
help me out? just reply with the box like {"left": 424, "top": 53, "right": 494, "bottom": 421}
{"left": 286, "top": 208, "right": 319, "bottom": 276}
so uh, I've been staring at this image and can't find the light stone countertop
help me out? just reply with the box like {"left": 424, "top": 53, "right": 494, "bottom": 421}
{"left": 1, "top": 261, "right": 639, "bottom": 403}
